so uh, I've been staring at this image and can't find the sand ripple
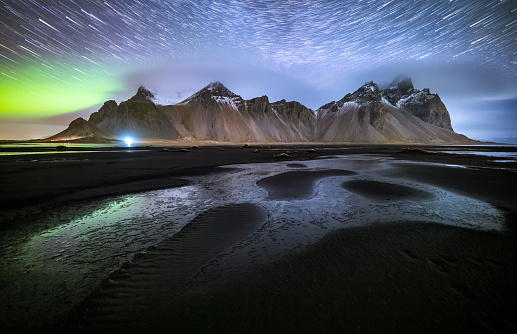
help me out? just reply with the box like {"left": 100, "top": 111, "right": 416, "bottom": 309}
{"left": 68, "top": 203, "right": 266, "bottom": 332}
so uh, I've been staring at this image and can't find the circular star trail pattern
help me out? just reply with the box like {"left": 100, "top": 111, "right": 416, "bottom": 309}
{"left": 0, "top": 0, "right": 516, "bottom": 117}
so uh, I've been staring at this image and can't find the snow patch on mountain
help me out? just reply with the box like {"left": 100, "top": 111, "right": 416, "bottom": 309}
{"left": 213, "top": 96, "right": 243, "bottom": 109}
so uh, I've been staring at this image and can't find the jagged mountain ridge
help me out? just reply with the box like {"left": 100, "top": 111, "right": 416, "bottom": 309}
{"left": 315, "top": 78, "right": 460, "bottom": 143}
{"left": 88, "top": 86, "right": 177, "bottom": 140}
{"left": 162, "top": 82, "right": 315, "bottom": 142}
{"left": 381, "top": 75, "right": 415, "bottom": 106}
{"left": 383, "top": 76, "right": 453, "bottom": 130}
{"left": 49, "top": 78, "right": 474, "bottom": 144}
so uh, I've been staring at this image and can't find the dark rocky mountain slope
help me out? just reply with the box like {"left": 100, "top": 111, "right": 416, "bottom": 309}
{"left": 87, "top": 86, "right": 177, "bottom": 140}
{"left": 382, "top": 76, "right": 453, "bottom": 130}
{"left": 315, "top": 79, "right": 466, "bottom": 143}
{"left": 46, "top": 117, "right": 112, "bottom": 141}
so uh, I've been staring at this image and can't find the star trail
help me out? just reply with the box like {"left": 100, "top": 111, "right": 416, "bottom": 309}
{"left": 0, "top": 0, "right": 516, "bottom": 139}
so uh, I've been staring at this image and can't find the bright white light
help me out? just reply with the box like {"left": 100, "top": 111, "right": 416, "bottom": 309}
{"left": 124, "top": 137, "right": 133, "bottom": 147}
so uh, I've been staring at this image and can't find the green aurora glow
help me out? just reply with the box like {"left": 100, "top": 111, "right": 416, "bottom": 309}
{"left": 0, "top": 61, "right": 123, "bottom": 118}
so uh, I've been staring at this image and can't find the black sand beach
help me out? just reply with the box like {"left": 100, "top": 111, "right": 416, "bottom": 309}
{"left": 0, "top": 144, "right": 516, "bottom": 333}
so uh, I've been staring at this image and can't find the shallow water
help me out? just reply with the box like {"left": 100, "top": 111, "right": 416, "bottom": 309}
{"left": 442, "top": 150, "right": 517, "bottom": 160}
{"left": 0, "top": 155, "right": 508, "bottom": 330}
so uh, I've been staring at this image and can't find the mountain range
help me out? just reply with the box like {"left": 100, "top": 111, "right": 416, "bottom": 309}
{"left": 47, "top": 76, "right": 475, "bottom": 144}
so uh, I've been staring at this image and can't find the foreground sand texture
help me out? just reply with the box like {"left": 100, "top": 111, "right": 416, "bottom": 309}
{"left": 0, "top": 144, "right": 516, "bottom": 333}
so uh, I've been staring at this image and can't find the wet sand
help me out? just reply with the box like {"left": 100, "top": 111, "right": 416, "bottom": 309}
{"left": 341, "top": 179, "right": 435, "bottom": 201}
{"left": 0, "top": 144, "right": 516, "bottom": 333}
{"left": 257, "top": 169, "right": 357, "bottom": 199}
{"left": 154, "top": 223, "right": 515, "bottom": 334}
{"left": 68, "top": 203, "right": 267, "bottom": 333}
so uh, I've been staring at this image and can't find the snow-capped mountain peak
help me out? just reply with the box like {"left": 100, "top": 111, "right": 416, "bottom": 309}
{"left": 181, "top": 81, "right": 241, "bottom": 106}
{"left": 130, "top": 85, "right": 155, "bottom": 101}
{"left": 202, "top": 81, "right": 239, "bottom": 97}
{"left": 381, "top": 75, "right": 414, "bottom": 106}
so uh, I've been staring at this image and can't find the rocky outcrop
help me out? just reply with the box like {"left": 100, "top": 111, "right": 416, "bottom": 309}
{"left": 130, "top": 85, "right": 155, "bottom": 101}
{"left": 398, "top": 89, "right": 452, "bottom": 130}
{"left": 381, "top": 76, "right": 415, "bottom": 105}
{"left": 271, "top": 99, "right": 315, "bottom": 123}
{"left": 380, "top": 76, "right": 452, "bottom": 130}
{"left": 342, "top": 81, "right": 382, "bottom": 124}
{"left": 316, "top": 81, "right": 384, "bottom": 126}
{"left": 246, "top": 96, "right": 274, "bottom": 116}
{"left": 88, "top": 87, "right": 177, "bottom": 139}
{"left": 88, "top": 100, "right": 118, "bottom": 124}
{"left": 46, "top": 117, "right": 111, "bottom": 141}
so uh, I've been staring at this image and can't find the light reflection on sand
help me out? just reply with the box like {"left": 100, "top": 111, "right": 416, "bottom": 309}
{"left": 0, "top": 155, "right": 508, "bottom": 329}
{"left": 0, "top": 185, "right": 215, "bottom": 329}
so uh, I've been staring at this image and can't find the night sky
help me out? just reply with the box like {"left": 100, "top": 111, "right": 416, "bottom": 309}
{"left": 1, "top": 0, "right": 516, "bottom": 140}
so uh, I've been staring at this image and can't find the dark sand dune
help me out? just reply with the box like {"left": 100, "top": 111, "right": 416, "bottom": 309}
{"left": 342, "top": 179, "right": 434, "bottom": 201}
{"left": 257, "top": 169, "right": 357, "bottom": 200}
{"left": 67, "top": 203, "right": 266, "bottom": 333}
{"left": 285, "top": 163, "right": 308, "bottom": 168}
{"left": 152, "top": 222, "right": 516, "bottom": 334}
